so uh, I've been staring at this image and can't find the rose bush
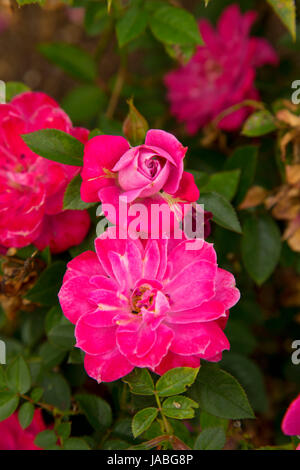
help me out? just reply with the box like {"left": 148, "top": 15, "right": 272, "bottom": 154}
{"left": 0, "top": 0, "right": 299, "bottom": 452}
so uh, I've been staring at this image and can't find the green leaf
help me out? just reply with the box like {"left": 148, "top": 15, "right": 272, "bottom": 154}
{"left": 200, "top": 170, "right": 241, "bottom": 201}
{"left": 221, "top": 353, "right": 268, "bottom": 413}
{"left": 26, "top": 261, "right": 66, "bottom": 305}
{"left": 39, "top": 342, "right": 66, "bottom": 369}
{"left": 194, "top": 365, "right": 255, "bottom": 420}
{"left": 5, "top": 82, "right": 30, "bottom": 101}
{"left": 224, "top": 146, "right": 258, "bottom": 205}
{"left": 0, "top": 392, "right": 19, "bottom": 421}
{"left": 30, "top": 387, "right": 44, "bottom": 403}
{"left": 62, "top": 85, "right": 107, "bottom": 125}
{"left": 241, "top": 212, "right": 281, "bottom": 285}
{"left": 18, "top": 402, "right": 34, "bottom": 429}
{"left": 149, "top": 5, "right": 202, "bottom": 46}
{"left": 242, "top": 110, "right": 276, "bottom": 137}
{"left": 6, "top": 356, "right": 31, "bottom": 394}
{"left": 22, "top": 129, "right": 84, "bottom": 166}
{"left": 39, "top": 42, "right": 97, "bottom": 82}
{"left": 123, "top": 368, "right": 154, "bottom": 395}
{"left": 41, "top": 372, "right": 71, "bottom": 411}
{"left": 156, "top": 367, "right": 199, "bottom": 397}
{"left": 200, "top": 411, "right": 228, "bottom": 431}
{"left": 0, "top": 367, "right": 6, "bottom": 390}
{"left": 116, "top": 6, "right": 148, "bottom": 47}
{"left": 76, "top": 394, "right": 112, "bottom": 431}
{"left": 194, "top": 427, "right": 226, "bottom": 450}
{"left": 45, "top": 305, "right": 66, "bottom": 334}
{"left": 63, "top": 174, "right": 95, "bottom": 211}
{"left": 48, "top": 324, "right": 75, "bottom": 351}
{"left": 162, "top": 396, "right": 198, "bottom": 419}
{"left": 64, "top": 437, "right": 91, "bottom": 450}
{"left": 84, "top": 3, "right": 110, "bottom": 36}
{"left": 198, "top": 192, "right": 242, "bottom": 233}
{"left": 34, "top": 430, "right": 57, "bottom": 449}
{"left": 56, "top": 421, "right": 71, "bottom": 440}
{"left": 132, "top": 407, "right": 158, "bottom": 438}
{"left": 267, "top": 0, "right": 296, "bottom": 40}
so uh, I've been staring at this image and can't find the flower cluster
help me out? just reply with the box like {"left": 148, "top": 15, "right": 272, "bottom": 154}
{"left": 0, "top": 92, "right": 90, "bottom": 253}
{"left": 164, "top": 4, "right": 278, "bottom": 134}
{"left": 59, "top": 127, "right": 240, "bottom": 381}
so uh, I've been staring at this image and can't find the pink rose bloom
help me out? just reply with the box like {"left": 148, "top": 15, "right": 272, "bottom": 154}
{"left": 164, "top": 4, "right": 278, "bottom": 134}
{"left": 0, "top": 91, "right": 91, "bottom": 253}
{"left": 282, "top": 394, "right": 300, "bottom": 450}
{"left": 0, "top": 410, "right": 46, "bottom": 450}
{"left": 80, "top": 130, "right": 200, "bottom": 235}
{"left": 58, "top": 229, "right": 240, "bottom": 382}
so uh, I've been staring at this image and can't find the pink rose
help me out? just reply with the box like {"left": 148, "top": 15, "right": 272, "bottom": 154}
{"left": 282, "top": 394, "right": 300, "bottom": 450}
{"left": 80, "top": 130, "right": 200, "bottom": 235}
{"left": 0, "top": 91, "right": 90, "bottom": 253}
{"left": 58, "top": 228, "right": 240, "bottom": 382}
{"left": 164, "top": 4, "right": 278, "bottom": 134}
{"left": 0, "top": 410, "right": 46, "bottom": 450}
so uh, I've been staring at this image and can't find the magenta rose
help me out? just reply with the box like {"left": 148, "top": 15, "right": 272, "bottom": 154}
{"left": 58, "top": 229, "right": 240, "bottom": 383}
{"left": 0, "top": 410, "right": 46, "bottom": 450}
{"left": 164, "top": 4, "right": 278, "bottom": 134}
{"left": 80, "top": 129, "right": 200, "bottom": 234}
{"left": 282, "top": 394, "right": 300, "bottom": 450}
{"left": 0, "top": 91, "right": 90, "bottom": 253}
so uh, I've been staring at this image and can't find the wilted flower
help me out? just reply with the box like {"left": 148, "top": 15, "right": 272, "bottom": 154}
{"left": 0, "top": 92, "right": 90, "bottom": 253}
{"left": 282, "top": 394, "right": 300, "bottom": 449}
{"left": 0, "top": 410, "right": 46, "bottom": 450}
{"left": 59, "top": 229, "right": 240, "bottom": 382}
{"left": 164, "top": 4, "right": 278, "bottom": 134}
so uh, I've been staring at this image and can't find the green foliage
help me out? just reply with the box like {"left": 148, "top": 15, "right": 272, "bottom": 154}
{"left": 241, "top": 212, "right": 281, "bottom": 284}
{"left": 123, "top": 368, "right": 155, "bottom": 395}
{"left": 22, "top": 130, "right": 84, "bottom": 166}
{"left": 193, "top": 365, "right": 255, "bottom": 420}
{"left": 149, "top": 5, "right": 202, "bottom": 46}
{"left": 156, "top": 367, "right": 199, "bottom": 397}
{"left": 116, "top": 6, "right": 148, "bottom": 47}
{"left": 76, "top": 394, "right": 112, "bottom": 431}
{"left": 162, "top": 396, "right": 198, "bottom": 419}
{"left": 6, "top": 356, "right": 31, "bottom": 394}
{"left": 198, "top": 192, "right": 242, "bottom": 233}
{"left": 224, "top": 146, "right": 258, "bottom": 205}
{"left": 242, "top": 110, "right": 277, "bottom": 137}
{"left": 18, "top": 402, "right": 34, "bottom": 429}
{"left": 267, "top": 0, "right": 296, "bottom": 39}
{"left": 194, "top": 427, "right": 226, "bottom": 450}
{"left": 63, "top": 175, "right": 96, "bottom": 211}
{"left": 132, "top": 407, "right": 158, "bottom": 438}
{"left": 26, "top": 262, "right": 67, "bottom": 305}
{"left": 39, "top": 43, "right": 97, "bottom": 82}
